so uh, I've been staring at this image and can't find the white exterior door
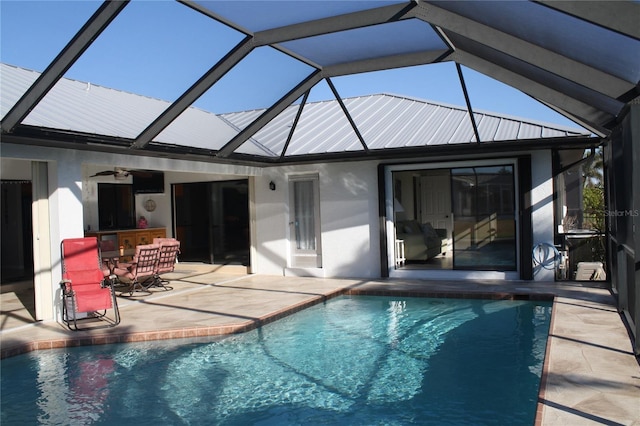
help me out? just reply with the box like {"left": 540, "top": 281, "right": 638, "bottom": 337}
{"left": 289, "top": 175, "right": 322, "bottom": 268}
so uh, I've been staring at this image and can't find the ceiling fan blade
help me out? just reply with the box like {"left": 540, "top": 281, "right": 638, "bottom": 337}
{"left": 89, "top": 170, "right": 117, "bottom": 177}
{"left": 89, "top": 168, "right": 154, "bottom": 178}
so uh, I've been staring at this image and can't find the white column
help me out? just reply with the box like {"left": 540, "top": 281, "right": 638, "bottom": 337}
{"left": 530, "top": 150, "right": 555, "bottom": 281}
{"left": 45, "top": 158, "right": 84, "bottom": 320}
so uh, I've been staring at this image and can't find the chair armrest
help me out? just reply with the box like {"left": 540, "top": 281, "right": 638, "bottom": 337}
{"left": 435, "top": 228, "right": 447, "bottom": 239}
{"left": 114, "top": 261, "right": 135, "bottom": 271}
{"left": 101, "top": 274, "right": 118, "bottom": 288}
{"left": 60, "top": 279, "right": 72, "bottom": 293}
{"left": 113, "top": 262, "right": 136, "bottom": 279}
{"left": 114, "top": 259, "right": 135, "bottom": 267}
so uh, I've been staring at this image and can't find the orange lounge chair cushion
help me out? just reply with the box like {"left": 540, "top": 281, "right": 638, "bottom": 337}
{"left": 72, "top": 287, "right": 113, "bottom": 312}
{"left": 63, "top": 269, "right": 113, "bottom": 312}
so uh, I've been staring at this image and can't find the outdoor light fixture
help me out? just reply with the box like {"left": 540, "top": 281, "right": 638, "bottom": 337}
{"left": 269, "top": 181, "right": 276, "bottom": 191}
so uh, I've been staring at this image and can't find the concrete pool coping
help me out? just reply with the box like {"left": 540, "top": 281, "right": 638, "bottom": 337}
{"left": 1, "top": 264, "right": 639, "bottom": 424}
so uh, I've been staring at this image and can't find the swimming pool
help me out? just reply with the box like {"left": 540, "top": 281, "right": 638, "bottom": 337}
{"left": 1, "top": 295, "right": 551, "bottom": 425}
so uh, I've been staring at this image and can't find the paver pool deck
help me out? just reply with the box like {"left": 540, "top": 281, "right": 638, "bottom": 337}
{"left": 1, "top": 263, "right": 639, "bottom": 425}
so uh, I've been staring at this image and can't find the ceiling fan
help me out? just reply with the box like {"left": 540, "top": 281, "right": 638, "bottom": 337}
{"left": 89, "top": 168, "right": 151, "bottom": 180}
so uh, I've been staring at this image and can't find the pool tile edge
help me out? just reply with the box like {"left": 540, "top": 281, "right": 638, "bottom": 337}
{"left": 0, "top": 288, "right": 350, "bottom": 359}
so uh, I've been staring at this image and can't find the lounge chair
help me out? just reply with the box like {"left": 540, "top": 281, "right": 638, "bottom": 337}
{"left": 151, "top": 238, "right": 180, "bottom": 291}
{"left": 575, "top": 261, "right": 607, "bottom": 281}
{"left": 112, "top": 243, "right": 161, "bottom": 296}
{"left": 60, "top": 237, "right": 121, "bottom": 330}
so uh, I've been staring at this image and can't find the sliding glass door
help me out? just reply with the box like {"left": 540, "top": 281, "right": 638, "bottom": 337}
{"left": 451, "top": 166, "right": 516, "bottom": 270}
{"left": 173, "top": 180, "right": 249, "bottom": 265}
{"left": 391, "top": 162, "right": 517, "bottom": 272}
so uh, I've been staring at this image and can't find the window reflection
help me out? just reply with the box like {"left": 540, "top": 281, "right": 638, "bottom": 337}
{"left": 451, "top": 166, "right": 515, "bottom": 270}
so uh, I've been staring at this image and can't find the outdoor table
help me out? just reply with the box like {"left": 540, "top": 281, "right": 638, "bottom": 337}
{"left": 101, "top": 248, "right": 136, "bottom": 273}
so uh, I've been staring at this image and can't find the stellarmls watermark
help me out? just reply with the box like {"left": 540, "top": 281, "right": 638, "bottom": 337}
{"left": 604, "top": 209, "right": 640, "bottom": 217}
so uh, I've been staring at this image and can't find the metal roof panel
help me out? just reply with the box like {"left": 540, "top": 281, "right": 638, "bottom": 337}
{"left": 2, "top": 63, "right": 243, "bottom": 150}
{"left": 222, "top": 93, "right": 589, "bottom": 155}
{"left": 3, "top": 65, "right": 591, "bottom": 158}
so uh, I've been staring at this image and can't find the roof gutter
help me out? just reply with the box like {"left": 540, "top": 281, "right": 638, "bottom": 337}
{"left": 3, "top": 124, "right": 600, "bottom": 168}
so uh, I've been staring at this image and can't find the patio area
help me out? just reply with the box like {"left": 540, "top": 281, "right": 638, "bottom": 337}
{"left": 1, "top": 264, "right": 638, "bottom": 425}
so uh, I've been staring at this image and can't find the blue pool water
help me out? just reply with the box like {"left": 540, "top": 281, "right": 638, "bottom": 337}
{"left": 1, "top": 296, "right": 551, "bottom": 425}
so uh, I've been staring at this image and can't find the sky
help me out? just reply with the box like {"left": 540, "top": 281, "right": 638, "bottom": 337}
{"left": 1, "top": 0, "right": 582, "bottom": 130}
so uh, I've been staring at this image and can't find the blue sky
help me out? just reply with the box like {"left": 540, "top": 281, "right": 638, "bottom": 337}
{"left": 1, "top": 0, "right": 581, "bottom": 129}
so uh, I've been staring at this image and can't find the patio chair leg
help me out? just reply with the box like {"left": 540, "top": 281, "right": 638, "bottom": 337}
{"left": 129, "top": 282, "right": 145, "bottom": 295}
{"left": 109, "top": 284, "right": 121, "bottom": 326}
{"left": 61, "top": 294, "right": 80, "bottom": 330}
{"left": 151, "top": 275, "right": 173, "bottom": 291}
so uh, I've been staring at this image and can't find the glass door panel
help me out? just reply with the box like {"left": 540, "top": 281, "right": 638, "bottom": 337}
{"left": 173, "top": 181, "right": 249, "bottom": 265}
{"left": 293, "top": 180, "right": 316, "bottom": 251}
{"left": 289, "top": 175, "right": 322, "bottom": 268}
{"left": 452, "top": 166, "right": 516, "bottom": 270}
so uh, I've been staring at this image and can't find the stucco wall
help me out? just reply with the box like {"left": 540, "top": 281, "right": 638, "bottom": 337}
{"left": 253, "top": 161, "right": 381, "bottom": 278}
{"left": 252, "top": 151, "right": 556, "bottom": 281}
{"left": 2, "top": 142, "right": 558, "bottom": 301}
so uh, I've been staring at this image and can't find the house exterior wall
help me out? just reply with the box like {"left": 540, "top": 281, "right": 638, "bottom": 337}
{"left": 251, "top": 151, "right": 555, "bottom": 281}
{"left": 253, "top": 161, "right": 381, "bottom": 278}
{"left": 1, "top": 142, "right": 558, "bottom": 320}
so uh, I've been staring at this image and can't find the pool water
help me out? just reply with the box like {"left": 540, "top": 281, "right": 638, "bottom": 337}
{"left": 1, "top": 296, "right": 552, "bottom": 425}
